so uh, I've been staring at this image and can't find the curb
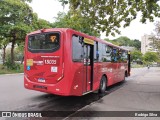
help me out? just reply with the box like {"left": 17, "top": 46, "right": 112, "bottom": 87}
{"left": 0, "top": 73, "right": 24, "bottom": 76}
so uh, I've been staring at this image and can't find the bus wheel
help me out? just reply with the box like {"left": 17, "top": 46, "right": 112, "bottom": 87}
{"left": 98, "top": 76, "right": 107, "bottom": 94}
{"left": 125, "top": 71, "right": 128, "bottom": 77}
{"left": 123, "top": 73, "right": 126, "bottom": 81}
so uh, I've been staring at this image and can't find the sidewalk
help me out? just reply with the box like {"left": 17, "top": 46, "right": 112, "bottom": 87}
{"left": 68, "top": 67, "right": 160, "bottom": 120}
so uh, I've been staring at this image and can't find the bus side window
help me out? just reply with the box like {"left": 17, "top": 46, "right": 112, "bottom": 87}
{"left": 121, "top": 51, "right": 128, "bottom": 62}
{"left": 98, "top": 42, "right": 103, "bottom": 62}
{"left": 105, "top": 45, "right": 112, "bottom": 62}
{"left": 117, "top": 49, "right": 122, "bottom": 62}
{"left": 102, "top": 44, "right": 107, "bottom": 62}
{"left": 94, "top": 42, "right": 98, "bottom": 61}
{"left": 72, "top": 35, "right": 83, "bottom": 62}
{"left": 111, "top": 48, "right": 118, "bottom": 62}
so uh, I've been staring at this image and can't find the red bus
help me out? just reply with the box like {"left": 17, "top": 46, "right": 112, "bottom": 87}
{"left": 24, "top": 28, "right": 130, "bottom": 96}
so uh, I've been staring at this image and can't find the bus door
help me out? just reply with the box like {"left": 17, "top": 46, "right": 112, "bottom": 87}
{"left": 82, "top": 42, "right": 94, "bottom": 94}
{"left": 128, "top": 51, "right": 131, "bottom": 76}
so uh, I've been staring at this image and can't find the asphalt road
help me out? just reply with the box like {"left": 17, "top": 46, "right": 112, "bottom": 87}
{"left": 0, "top": 67, "right": 160, "bottom": 120}
{"left": 69, "top": 67, "right": 160, "bottom": 120}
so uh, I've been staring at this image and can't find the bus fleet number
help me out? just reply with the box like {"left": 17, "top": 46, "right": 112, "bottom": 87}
{"left": 44, "top": 60, "right": 57, "bottom": 65}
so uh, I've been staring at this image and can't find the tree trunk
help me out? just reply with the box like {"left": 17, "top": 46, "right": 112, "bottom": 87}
{"left": 11, "top": 35, "right": 16, "bottom": 65}
{"left": 2, "top": 45, "right": 7, "bottom": 65}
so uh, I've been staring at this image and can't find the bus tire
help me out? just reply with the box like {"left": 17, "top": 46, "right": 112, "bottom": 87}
{"left": 98, "top": 76, "right": 107, "bottom": 94}
{"left": 123, "top": 72, "right": 126, "bottom": 81}
{"left": 125, "top": 71, "right": 128, "bottom": 77}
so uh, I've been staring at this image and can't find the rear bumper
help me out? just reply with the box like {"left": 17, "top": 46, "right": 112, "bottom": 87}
{"left": 24, "top": 75, "right": 70, "bottom": 96}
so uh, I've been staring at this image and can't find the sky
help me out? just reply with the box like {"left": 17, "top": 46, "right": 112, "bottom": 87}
{"left": 29, "top": 0, "right": 160, "bottom": 41}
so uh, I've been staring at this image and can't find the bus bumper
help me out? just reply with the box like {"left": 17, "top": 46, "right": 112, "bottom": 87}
{"left": 24, "top": 76, "right": 83, "bottom": 96}
{"left": 24, "top": 76, "right": 70, "bottom": 96}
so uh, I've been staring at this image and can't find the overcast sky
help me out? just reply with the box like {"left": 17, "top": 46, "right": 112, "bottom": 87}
{"left": 29, "top": 0, "right": 160, "bottom": 41}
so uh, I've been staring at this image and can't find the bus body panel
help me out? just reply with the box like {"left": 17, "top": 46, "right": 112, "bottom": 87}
{"left": 24, "top": 31, "right": 64, "bottom": 84}
{"left": 24, "top": 29, "right": 69, "bottom": 95}
{"left": 24, "top": 28, "right": 130, "bottom": 96}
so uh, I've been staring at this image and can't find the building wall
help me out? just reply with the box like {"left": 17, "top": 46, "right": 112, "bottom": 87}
{"left": 141, "top": 35, "right": 156, "bottom": 54}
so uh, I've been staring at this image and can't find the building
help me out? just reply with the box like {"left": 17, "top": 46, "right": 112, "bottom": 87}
{"left": 141, "top": 34, "right": 157, "bottom": 54}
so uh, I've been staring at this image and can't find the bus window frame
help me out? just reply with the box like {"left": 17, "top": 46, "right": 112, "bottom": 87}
{"left": 27, "top": 32, "right": 61, "bottom": 53}
{"left": 94, "top": 41, "right": 99, "bottom": 62}
{"left": 72, "top": 34, "right": 84, "bottom": 62}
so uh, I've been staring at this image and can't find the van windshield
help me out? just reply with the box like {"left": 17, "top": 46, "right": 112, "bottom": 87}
{"left": 28, "top": 32, "right": 60, "bottom": 53}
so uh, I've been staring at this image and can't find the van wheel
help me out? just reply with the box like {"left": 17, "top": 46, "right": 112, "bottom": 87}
{"left": 98, "top": 76, "right": 107, "bottom": 94}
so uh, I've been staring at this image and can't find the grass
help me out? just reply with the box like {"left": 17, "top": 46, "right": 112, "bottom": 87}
{"left": 131, "top": 64, "right": 145, "bottom": 68}
{"left": 0, "top": 64, "right": 24, "bottom": 74}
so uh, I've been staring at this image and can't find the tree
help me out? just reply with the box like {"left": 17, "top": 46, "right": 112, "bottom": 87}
{"left": 104, "top": 36, "right": 131, "bottom": 46}
{"left": 150, "top": 22, "right": 160, "bottom": 56}
{"left": 104, "top": 38, "right": 120, "bottom": 45}
{"left": 0, "top": 37, "right": 9, "bottom": 64}
{"left": 114, "top": 36, "right": 131, "bottom": 46}
{"left": 52, "top": 11, "right": 100, "bottom": 37}
{"left": 132, "top": 39, "right": 141, "bottom": 50}
{"left": 105, "top": 36, "right": 141, "bottom": 50}
{"left": 59, "top": 0, "right": 160, "bottom": 36}
{"left": 0, "top": 0, "right": 34, "bottom": 64}
{"left": 33, "top": 17, "right": 52, "bottom": 30}
{"left": 143, "top": 52, "right": 159, "bottom": 63}
{"left": 131, "top": 50, "right": 143, "bottom": 62}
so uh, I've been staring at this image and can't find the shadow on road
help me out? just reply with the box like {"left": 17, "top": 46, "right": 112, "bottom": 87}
{"left": 7, "top": 81, "right": 126, "bottom": 120}
{"left": 21, "top": 80, "right": 126, "bottom": 112}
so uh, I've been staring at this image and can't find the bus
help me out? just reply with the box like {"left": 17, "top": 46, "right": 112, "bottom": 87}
{"left": 24, "top": 28, "right": 130, "bottom": 96}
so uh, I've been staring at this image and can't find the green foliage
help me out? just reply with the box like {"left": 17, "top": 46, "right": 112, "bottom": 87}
{"left": 131, "top": 50, "right": 143, "bottom": 62}
{"left": 21, "top": 0, "right": 32, "bottom": 2}
{"left": 4, "top": 55, "right": 20, "bottom": 70}
{"left": 0, "top": 0, "right": 53, "bottom": 67}
{"left": 15, "top": 46, "right": 24, "bottom": 61}
{"left": 52, "top": 11, "right": 100, "bottom": 37}
{"left": 132, "top": 39, "right": 141, "bottom": 50}
{"left": 0, "top": 64, "right": 24, "bottom": 74}
{"left": 143, "top": 52, "right": 159, "bottom": 63}
{"left": 104, "top": 38, "right": 120, "bottom": 45}
{"left": 149, "top": 22, "right": 160, "bottom": 56}
{"left": 59, "top": 0, "right": 160, "bottom": 36}
{"left": 105, "top": 36, "right": 141, "bottom": 50}
{"left": 0, "top": 0, "right": 35, "bottom": 64}
{"left": 131, "top": 64, "right": 145, "bottom": 68}
{"left": 33, "top": 18, "right": 52, "bottom": 30}
{"left": 114, "top": 36, "right": 131, "bottom": 46}
{"left": 0, "top": 0, "right": 34, "bottom": 36}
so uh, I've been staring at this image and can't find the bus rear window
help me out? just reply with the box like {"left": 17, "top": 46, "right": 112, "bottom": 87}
{"left": 28, "top": 32, "right": 60, "bottom": 53}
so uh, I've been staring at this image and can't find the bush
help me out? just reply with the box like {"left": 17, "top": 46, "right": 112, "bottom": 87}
{"left": 4, "top": 57, "right": 20, "bottom": 70}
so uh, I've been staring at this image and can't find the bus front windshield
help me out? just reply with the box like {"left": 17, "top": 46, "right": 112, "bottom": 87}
{"left": 28, "top": 32, "right": 60, "bottom": 53}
